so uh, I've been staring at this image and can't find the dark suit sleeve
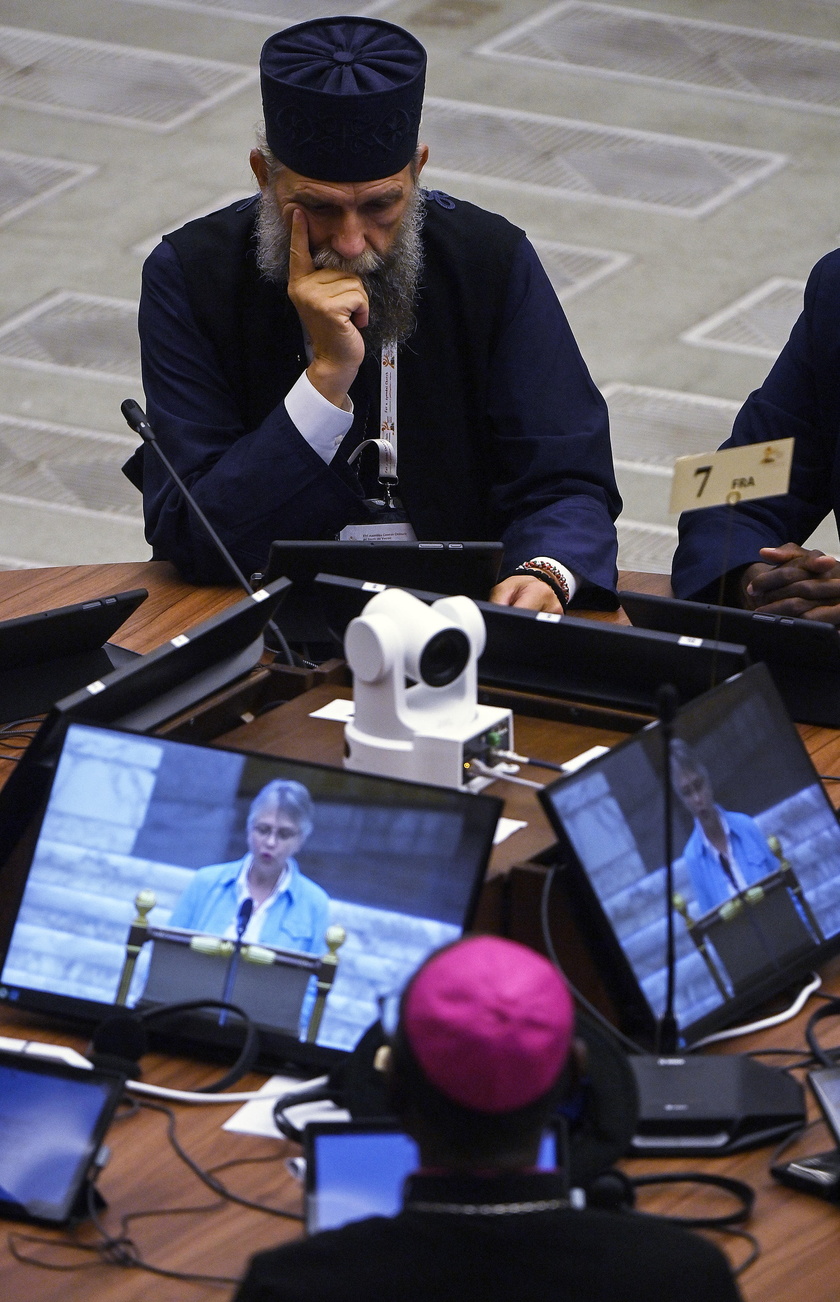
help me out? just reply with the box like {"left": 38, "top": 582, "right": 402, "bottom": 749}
{"left": 672, "top": 251, "right": 840, "bottom": 600}
{"left": 136, "top": 241, "right": 362, "bottom": 583}
{"left": 487, "top": 238, "right": 621, "bottom": 604}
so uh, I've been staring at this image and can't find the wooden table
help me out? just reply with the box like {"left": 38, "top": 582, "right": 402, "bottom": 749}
{"left": 0, "top": 560, "right": 244, "bottom": 655}
{"left": 1, "top": 561, "right": 839, "bottom": 1301}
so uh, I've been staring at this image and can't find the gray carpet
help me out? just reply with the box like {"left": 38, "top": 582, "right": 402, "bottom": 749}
{"left": 0, "top": 0, "right": 837, "bottom": 570}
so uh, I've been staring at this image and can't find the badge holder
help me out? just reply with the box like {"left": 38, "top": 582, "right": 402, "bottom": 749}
{"left": 340, "top": 439, "right": 415, "bottom": 541}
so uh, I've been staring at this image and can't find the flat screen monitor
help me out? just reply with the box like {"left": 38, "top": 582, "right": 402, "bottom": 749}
{"left": 538, "top": 663, "right": 840, "bottom": 1047}
{"left": 0, "top": 722, "right": 500, "bottom": 1072}
{"left": 0, "top": 588, "right": 146, "bottom": 723}
{"left": 620, "top": 589, "right": 840, "bottom": 728}
{"left": 259, "top": 542, "right": 503, "bottom": 644}
{"left": 45, "top": 576, "right": 291, "bottom": 734}
{"left": 261, "top": 541, "right": 502, "bottom": 598}
{"left": 313, "top": 573, "right": 750, "bottom": 715}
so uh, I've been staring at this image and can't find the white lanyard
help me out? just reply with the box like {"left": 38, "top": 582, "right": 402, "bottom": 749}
{"left": 380, "top": 341, "right": 397, "bottom": 466}
{"left": 339, "top": 341, "right": 414, "bottom": 539}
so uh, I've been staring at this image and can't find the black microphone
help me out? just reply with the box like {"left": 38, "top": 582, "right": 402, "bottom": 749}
{"left": 236, "top": 896, "right": 254, "bottom": 939}
{"left": 656, "top": 683, "right": 680, "bottom": 1054}
{"left": 220, "top": 897, "right": 254, "bottom": 1026}
{"left": 120, "top": 398, "right": 294, "bottom": 666}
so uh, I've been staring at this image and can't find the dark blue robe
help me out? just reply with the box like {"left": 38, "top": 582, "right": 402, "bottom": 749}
{"left": 672, "top": 249, "right": 840, "bottom": 599}
{"left": 133, "top": 192, "right": 620, "bottom": 597}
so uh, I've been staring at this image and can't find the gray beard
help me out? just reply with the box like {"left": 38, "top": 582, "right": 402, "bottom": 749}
{"left": 255, "top": 184, "right": 424, "bottom": 354}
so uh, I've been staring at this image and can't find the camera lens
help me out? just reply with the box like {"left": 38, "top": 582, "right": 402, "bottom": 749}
{"left": 418, "top": 628, "right": 470, "bottom": 686}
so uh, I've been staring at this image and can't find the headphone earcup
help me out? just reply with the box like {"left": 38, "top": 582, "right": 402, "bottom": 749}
{"left": 564, "top": 1011, "right": 639, "bottom": 1191}
{"left": 585, "top": 1168, "right": 636, "bottom": 1212}
{"left": 88, "top": 1013, "right": 148, "bottom": 1076}
{"left": 342, "top": 1021, "right": 394, "bottom": 1119}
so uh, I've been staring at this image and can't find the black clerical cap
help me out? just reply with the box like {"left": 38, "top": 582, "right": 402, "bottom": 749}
{"left": 260, "top": 16, "right": 426, "bottom": 182}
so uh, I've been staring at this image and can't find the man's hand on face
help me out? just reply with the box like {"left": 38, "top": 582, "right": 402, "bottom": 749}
{"left": 490, "top": 574, "right": 565, "bottom": 616}
{"left": 740, "top": 542, "right": 840, "bottom": 624}
{"left": 286, "top": 206, "right": 368, "bottom": 408}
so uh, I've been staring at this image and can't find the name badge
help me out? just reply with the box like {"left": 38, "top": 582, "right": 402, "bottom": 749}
{"left": 339, "top": 521, "right": 417, "bottom": 542}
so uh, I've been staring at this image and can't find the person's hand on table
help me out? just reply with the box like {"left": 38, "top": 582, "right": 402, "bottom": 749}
{"left": 490, "top": 574, "right": 566, "bottom": 615}
{"left": 740, "top": 543, "right": 840, "bottom": 624}
{"left": 286, "top": 207, "right": 367, "bottom": 408}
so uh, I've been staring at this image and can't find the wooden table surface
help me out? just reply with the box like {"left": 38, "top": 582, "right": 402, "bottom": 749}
{"left": 1, "top": 561, "right": 839, "bottom": 1302}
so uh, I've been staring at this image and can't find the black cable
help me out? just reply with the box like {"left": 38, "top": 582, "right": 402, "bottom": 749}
{"left": 8, "top": 1092, "right": 304, "bottom": 1284}
{"left": 137, "top": 998, "right": 258, "bottom": 1092}
{"left": 708, "top": 1226, "right": 761, "bottom": 1277}
{"left": 539, "top": 863, "right": 645, "bottom": 1056}
{"left": 7, "top": 1182, "right": 239, "bottom": 1286}
{"left": 112, "top": 1095, "right": 141, "bottom": 1122}
{"left": 805, "top": 998, "right": 840, "bottom": 1068}
{"left": 273, "top": 1082, "right": 336, "bottom": 1144}
{"left": 207, "top": 1151, "right": 286, "bottom": 1178}
{"left": 818, "top": 774, "right": 840, "bottom": 782}
{"left": 0, "top": 717, "right": 50, "bottom": 762}
{"left": 520, "top": 756, "right": 567, "bottom": 774}
{"left": 769, "top": 1117, "right": 821, "bottom": 1168}
{"left": 745, "top": 1047, "right": 817, "bottom": 1071}
{"left": 627, "top": 1172, "right": 759, "bottom": 1274}
{"left": 139, "top": 1099, "right": 303, "bottom": 1221}
{"left": 629, "top": 1172, "right": 754, "bottom": 1228}
{"left": 6, "top": 1087, "right": 304, "bottom": 1283}
{"left": 87, "top": 1182, "right": 239, "bottom": 1285}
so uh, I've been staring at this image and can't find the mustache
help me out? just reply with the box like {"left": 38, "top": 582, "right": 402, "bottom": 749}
{"left": 312, "top": 246, "right": 385, "bottom": 277}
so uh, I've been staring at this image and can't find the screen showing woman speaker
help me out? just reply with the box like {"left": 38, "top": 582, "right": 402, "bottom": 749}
{"left": 540, "top": 663, "right": 840, "bottom": 1046}
{"left": 0, "top": 724, "right": 499, "bottom": 1063}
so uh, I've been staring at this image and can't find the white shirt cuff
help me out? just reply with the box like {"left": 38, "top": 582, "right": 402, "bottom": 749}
{"left": 285, "top": 371, "right": 354, "bottom": 465}
{"left": 529, "top": 557, "right": 579, "bottom": 603}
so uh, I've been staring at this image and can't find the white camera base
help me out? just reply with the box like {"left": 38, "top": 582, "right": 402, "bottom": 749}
{"left": 345, "top": 704, "right": 513, "bottom": 788}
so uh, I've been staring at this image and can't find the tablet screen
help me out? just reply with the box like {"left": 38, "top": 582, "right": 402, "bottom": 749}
{"left": 0, "top": 1054, "right": 122, "bottom": 1224}
{"left": 305, "top": 1124, "right": 558, "bottom": 1233}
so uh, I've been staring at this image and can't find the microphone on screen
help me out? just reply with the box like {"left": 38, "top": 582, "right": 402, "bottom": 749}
{"left": 120, "top": 399, "right": 295, "bottom": 665}
{"left": 236, "top": 896, "right": 254, "bottom": 941}
{"left": 220, "top": 897, "right": 255, "bottom": 1026}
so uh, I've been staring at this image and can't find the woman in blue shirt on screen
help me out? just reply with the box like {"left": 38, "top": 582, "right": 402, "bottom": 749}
{"left": 671, "top": 741, "right": 778, "bottom": 917}
{"left": 167, "top": 779, "right": 330, "bottom": 956}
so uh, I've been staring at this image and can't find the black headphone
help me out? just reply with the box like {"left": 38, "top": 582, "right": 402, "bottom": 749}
{"left": 271, "top": 1012, "right": 756, "bottom": 1225}
{"left": 89, "top": 999, "right": 259, "bottom": 1092}
{"left": 273, "top": 1009, "right": 640, "bottom": 1201}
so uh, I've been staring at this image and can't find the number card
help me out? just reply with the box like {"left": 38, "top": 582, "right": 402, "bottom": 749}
{"left": 669, "top": 439, "right": 794, "bottom": 514}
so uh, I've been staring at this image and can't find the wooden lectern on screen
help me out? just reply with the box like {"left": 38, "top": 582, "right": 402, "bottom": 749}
{"left": 673, "top": 835, "right": 824, "bottom": 999}
{"left": 115, "top": 889, "right": 345, "bottom": 1042}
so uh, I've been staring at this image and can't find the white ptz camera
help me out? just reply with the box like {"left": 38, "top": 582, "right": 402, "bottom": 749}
{"left": 343, "top": 588, "right": 513, "bottom": 789}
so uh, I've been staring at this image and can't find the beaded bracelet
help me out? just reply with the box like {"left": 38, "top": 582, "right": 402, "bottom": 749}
{"left": 511, "top": 559, "right": 570, "bottom": 610}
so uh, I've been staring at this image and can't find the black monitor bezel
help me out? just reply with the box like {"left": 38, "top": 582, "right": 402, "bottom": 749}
{"left": 538, "top": 662, "right": 840, "bottom": 1048}
{"left": 0, "top": 719, "right": 501, "bottom": 1075}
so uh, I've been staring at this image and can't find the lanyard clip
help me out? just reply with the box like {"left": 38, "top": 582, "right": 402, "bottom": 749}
{"left": 347, "top": 437, "right": 398, "bottom": 483}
